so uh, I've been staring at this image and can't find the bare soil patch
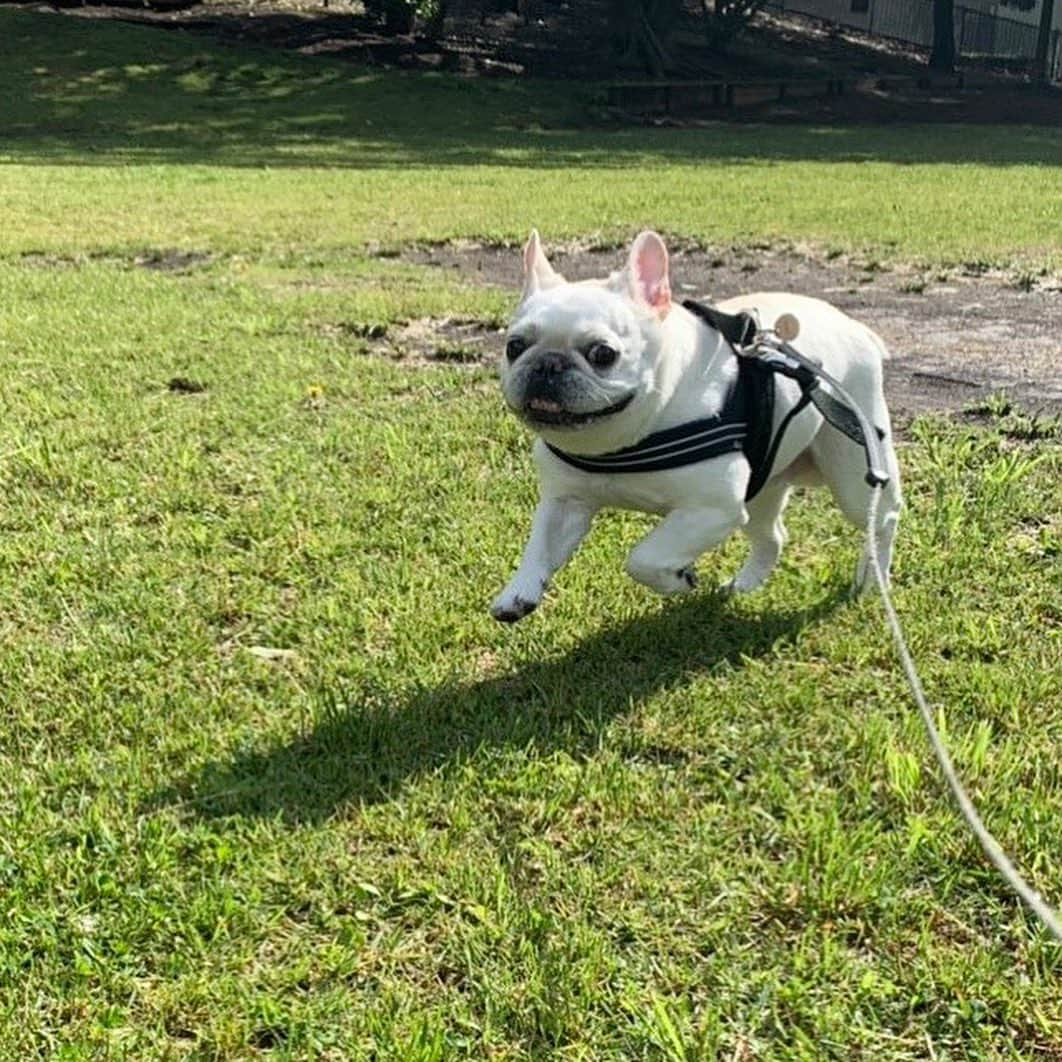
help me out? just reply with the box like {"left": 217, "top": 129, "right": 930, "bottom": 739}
{"left": 19, "top": 249, "right": 215, "bottom": 273}
{"left": 395, "top": 242, "right": 1062, "bottom": 423}
{"left": 323, "top": 316, "right": 502, "bottom": 365}
{"left": 167, "top": 375, "right": 208, "bottom": 393}
{"left": 134, "top": 249, "right": 215, "bottom": 273}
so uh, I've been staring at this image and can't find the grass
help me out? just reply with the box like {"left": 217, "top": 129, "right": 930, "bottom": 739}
{"left": 1, "top": 6, "right": 1061, "bottom": 1057}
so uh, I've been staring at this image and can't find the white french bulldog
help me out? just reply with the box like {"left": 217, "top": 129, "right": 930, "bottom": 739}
{"left": 491, "top": 230, "right": 902, "bottom": 623}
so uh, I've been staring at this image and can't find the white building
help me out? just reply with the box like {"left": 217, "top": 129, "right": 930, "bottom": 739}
{"left": 770, "top": 0, "right": 1061, "bottom": 63}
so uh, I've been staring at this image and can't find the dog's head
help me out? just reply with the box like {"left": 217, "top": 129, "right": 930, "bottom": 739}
{"left": 499, "top": 230, "right": 675, "bottom": 453}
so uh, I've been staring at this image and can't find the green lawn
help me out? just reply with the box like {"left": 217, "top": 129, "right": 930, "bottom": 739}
{"left": 1, "top": 7, "right": 1061, "bottom": 1057}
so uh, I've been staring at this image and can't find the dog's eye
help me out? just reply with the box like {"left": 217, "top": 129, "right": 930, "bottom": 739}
{"left": 586, "top": 342, "right": 619, "bottom": 369}
{"left": 506, "top": 337, "right": 529, "bottom": 362}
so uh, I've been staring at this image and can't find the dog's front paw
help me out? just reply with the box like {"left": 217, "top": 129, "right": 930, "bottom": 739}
{"left": 490, "top": 592, "right": 540, "bottom": 624}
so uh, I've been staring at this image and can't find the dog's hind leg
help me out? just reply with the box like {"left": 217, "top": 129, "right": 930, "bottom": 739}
{"left": 854, "top": 471, "right": 902, "bottom": 592}
{"left": 729, "top": 478, "right": 792, "bottom": 594}
{"left": 811, "top": 426, "right": 902, "bottom": 592}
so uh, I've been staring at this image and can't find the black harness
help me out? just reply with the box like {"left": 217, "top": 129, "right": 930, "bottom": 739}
{"left": 546, "top": 298, "right": 889, "bottom": 499}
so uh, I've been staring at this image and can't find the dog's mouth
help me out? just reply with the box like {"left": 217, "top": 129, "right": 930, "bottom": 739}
{"left": 521, "top": 392, "right": 634, "bottom": 428}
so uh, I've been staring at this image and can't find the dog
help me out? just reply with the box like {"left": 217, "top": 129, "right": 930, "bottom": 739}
{"left": 491, "top": 230, "right": 902, "bottom": 623}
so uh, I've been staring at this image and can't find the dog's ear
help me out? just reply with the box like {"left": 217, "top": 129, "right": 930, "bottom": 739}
{"left": 625, "top": 230, "right": 672, "bottom": 318}
{"left": 521, "top": 230, "right": 564, "bottom": 299}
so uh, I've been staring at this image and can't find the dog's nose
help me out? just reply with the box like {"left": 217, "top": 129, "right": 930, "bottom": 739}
{"left": 531, "top": 353, "right": 568, "bottom": 378}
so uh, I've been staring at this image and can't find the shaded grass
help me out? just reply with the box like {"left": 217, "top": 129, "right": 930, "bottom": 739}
{"left": 1, "top": 8, "right": 1061, "bottom": 269}
{"left": 0, "top": 250, "right": 1060, "bottom": 1057}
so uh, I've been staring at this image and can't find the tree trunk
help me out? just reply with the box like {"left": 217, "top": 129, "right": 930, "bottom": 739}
{"left": 637, "top": 10, "right": 672, "bottom": 76}
{"left": 1035, "top": 0, "right": 1058, "bottom": 84}
{"left": 424, "top": 0, "right": 449, "bottom": 40}
{"left": 610, "top": 0, "right": 675, "bottom": 76}
{"left": 929, "top": 0, "right": 956, "bottom": 71}
{"left": 383, "top": 0, "right": 417, "bottom": 35}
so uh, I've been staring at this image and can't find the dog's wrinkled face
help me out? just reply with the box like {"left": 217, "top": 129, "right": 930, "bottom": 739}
{"left": 502, "top": 284, "right": 645, "bottom": 429}
{"left": 499, "top": 230, "right": 673, "bottom": 447}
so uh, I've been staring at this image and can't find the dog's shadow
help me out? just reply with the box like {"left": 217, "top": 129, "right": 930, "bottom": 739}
{"left": 158, "top": 584, "right": 849, "bottom": 824}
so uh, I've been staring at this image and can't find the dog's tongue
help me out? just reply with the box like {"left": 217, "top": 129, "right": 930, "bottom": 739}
{"left": 528, "top": 398, "right": 563, "bottom": 413}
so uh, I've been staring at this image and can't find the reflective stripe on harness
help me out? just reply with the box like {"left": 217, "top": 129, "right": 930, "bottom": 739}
{"left": 544, "top": 381, "right": 748, "bottom": 476}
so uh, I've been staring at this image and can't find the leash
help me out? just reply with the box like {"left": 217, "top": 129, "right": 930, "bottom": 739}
{"left": 744, "top": 318, "right": 1062, "bottom": 942}
{"left": 865, "top": 487, "right": 1062, "bottom": 941}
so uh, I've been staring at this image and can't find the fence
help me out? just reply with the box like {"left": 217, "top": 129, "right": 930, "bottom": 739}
{"left": 764, "top": 0, "right": 1062, "bottom": 77}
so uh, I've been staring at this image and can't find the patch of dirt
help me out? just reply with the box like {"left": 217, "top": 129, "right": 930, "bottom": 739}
{"left": 134, "top": 249, "right": 215, "bottom": 273}
{"left": 167, "top": 375, "right": 208, "bottom": 393}
{"left": 18, "top": 252, "right": 83, "bottom": 269}
{"left": 18, "top": 249, "right": 215, "bottom": 273}
{"left": 58, "top": 1, "right": 532, "bottom": 76}
{"left": 322, "top": 316, "right": 504, "bottom": 365}
{"left": 393, "top": 242, "right": 1062, "bottom": 423}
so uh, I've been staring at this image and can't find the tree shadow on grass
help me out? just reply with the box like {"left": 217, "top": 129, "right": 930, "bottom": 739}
{"left": 3, "top": 9, "right": 1061, "bottom": 169}
{"left": 158, "top": 582, "right": 849, "bottom": 824}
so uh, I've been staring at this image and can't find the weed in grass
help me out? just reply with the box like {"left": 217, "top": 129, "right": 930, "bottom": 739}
{"left": 343, "top": 321, "right": 390, "bottom": 340}
{"left": 998, "top": 412, "right": 1062, "bottom": 442}
{"left": 430, "top": 344, "right": 486, "bottom": 364}
{"left": 967, "top": 392, "right": 1015, "bottom": 419}
{"left": 913, "top": 418, "right": 1052, "bottom": 545}
{"left": 965, "top": 393, "right": 1062, "bottom": 442}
